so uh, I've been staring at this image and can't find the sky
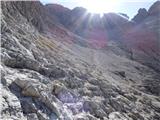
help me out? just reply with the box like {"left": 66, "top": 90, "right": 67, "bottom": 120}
{"left": 40, "top": 0, "right": 158, "bottom": 18}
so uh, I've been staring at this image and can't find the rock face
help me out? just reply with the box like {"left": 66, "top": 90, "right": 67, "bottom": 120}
{"left": 46, "top": 3, "right": 160, "bottom": 73}
{"left": 148, "top": 1, "right": 160, "bottom": 15}
{"left": 46, "top": 5, "right": 131, "bottom": 43}
{"left": 126, "top": 1, "right": 160, "bottom": 72}
{"left": 45, "top": 4, "right": 71, "bottom": 27}
{"left": 132, "top": 8, "right": 148, "bottom": 23}
{"left": 1, "top": 1, "right": 55, "bottom": 32}
{"left": 1, "top": 1, "right": 160, "bottom": 120}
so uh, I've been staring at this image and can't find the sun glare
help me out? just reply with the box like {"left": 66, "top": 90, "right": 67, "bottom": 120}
{"left": 80, "top": 0, "right": 119, "bottom": 16}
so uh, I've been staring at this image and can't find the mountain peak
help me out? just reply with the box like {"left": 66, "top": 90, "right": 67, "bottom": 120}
{"left": 132, "top": 8, "right": 148, "bottom": 23}
{"left": 148, "top": 0, "right": 160, "bottom": 15}
{"left": 45, "top": 3, "right": 71, "bottom": 12}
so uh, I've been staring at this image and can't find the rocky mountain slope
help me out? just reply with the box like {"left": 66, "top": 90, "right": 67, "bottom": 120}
{"left": 46, "top": 1, "right": 160, "bottom": 72}
{"left": 1, "top": 1, "right": 160, "bottom": 120}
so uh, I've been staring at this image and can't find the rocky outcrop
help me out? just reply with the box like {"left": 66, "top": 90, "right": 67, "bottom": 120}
{"left": 1, "top": 88, "right": 26, "bottom": 120}
{"left": 1, "top": 1, "right": 48, "bottom": 32}
{"left": 45, "top": 4, "right": 71, "bottom": 27}
{"left": 125, "top": 1, "right": 160, "bottom": 72}
{"left": 148, "top": 1, "right": 160, "bottom": 15}
{"left": 132, "top": 8, "right": 148, "bottom": 23}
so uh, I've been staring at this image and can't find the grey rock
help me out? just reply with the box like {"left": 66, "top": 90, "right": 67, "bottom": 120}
{"left": 74, "top": 113, "right": 98, "bottom": 120}
{"left": 83, "top": 99, "right": 107, "bottom": 118}
{"left": 20, "top": 98, "right": 37, "bottom": 114}
{"left": 27, "top": 113, "right": 39, "bottom": 120}
{"left": 108, "top": 112, "right": 132, "bottom": 120}
{"left": 148, "top": 1, "right": 160, "bottom": 15}
{"left": 14, "top": 78, "right": 45, "bottom": 97}
{"left": 132, "top": 8, "right": 148, "bottom": 23}
{"left": 1, "top": 88, "right": 26, "bottom": 120}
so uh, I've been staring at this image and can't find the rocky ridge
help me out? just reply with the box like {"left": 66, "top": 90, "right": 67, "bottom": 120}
{"left": 1, "top": 1, "right": 160, "bottom": 120}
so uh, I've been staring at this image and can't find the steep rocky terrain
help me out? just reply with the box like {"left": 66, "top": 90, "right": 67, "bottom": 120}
{"left": 1, "top": 1, "right": 160, "bottom": 120}
{"left": 46, "top": 5, "right": 130, "bottom": 42}
{"left": 46, "top": 1, "right": 160, "bottom": 72}
{"left": 129, "top": 1, "right": 160, "bottom": 72}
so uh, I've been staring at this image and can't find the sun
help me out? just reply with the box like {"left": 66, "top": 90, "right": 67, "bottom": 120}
{"left": 80, "top": 0, "right": 118, "bottom": 16}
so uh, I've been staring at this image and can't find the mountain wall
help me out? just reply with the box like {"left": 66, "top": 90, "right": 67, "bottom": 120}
{"left": 46, "top": 1, "right": 160, "bottom": 72}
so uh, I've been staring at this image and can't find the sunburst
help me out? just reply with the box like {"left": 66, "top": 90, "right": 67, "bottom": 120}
{"left": 80, "top": 0, "right": 119, "bottom": 16}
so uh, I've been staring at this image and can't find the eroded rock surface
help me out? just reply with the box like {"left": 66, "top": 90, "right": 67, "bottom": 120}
{"left": 1, "top": 1, "right": 160, "bottom": 120}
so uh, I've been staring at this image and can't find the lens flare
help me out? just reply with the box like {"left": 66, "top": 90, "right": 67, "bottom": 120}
{"left": 80, "top": 0, "right": 119, "bottom": 15}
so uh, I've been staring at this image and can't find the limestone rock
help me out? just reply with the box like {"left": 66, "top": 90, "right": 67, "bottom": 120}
{"left": 74, "top": 113, "right": 98, "bottom": 120}
{"left": 1, "top": 1, "right": 160, "bottom": 120}
{"left": 1, "top": 88, "right": 26, "bottom": 120}
{"left": 27, "top": 113, "right": 39, "bottom": 120}
{"left": 148, "top": 1, "right": 160, "bottom": 15}
{"left": 132, "top": 8, "right": 148, "bottom": 23}
{"left": 14, "top": 78, "right": 45, "bottom": 97}
{"left": 108, "top": 112, "right": 131, "bottom": 120}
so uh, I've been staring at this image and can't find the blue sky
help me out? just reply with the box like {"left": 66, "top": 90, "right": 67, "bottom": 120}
{"left": 40, "top": 0, "right": 158, "bottom": 18}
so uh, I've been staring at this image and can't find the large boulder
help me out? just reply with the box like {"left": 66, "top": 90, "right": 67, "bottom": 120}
{"left": 108, "top": 112, "right": 131, "bottom": 120}
{"left": 83, "top": 98, "right": 107, "bottom": 118}
{"left": 14, "top": 78, "right": 46, "bottom": 97}
{"left": 74, "top": 113, "right": 98, "bottom": 120}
